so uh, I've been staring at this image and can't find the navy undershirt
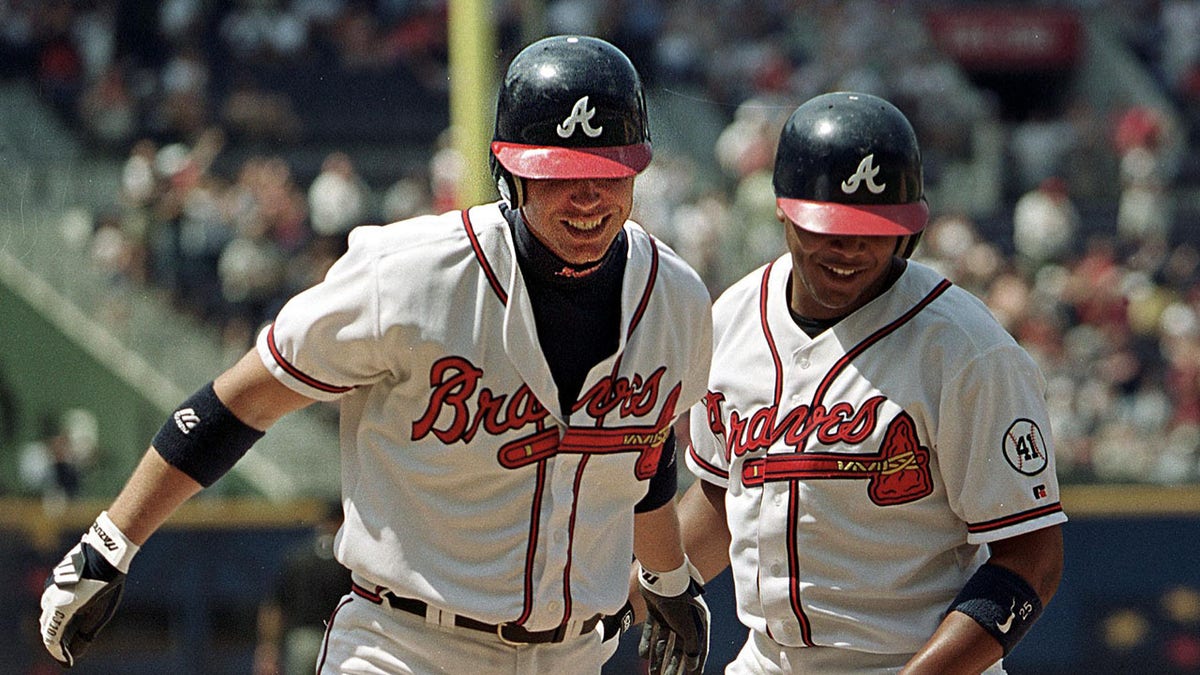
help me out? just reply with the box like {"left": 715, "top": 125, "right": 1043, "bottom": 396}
{"left": 503, "top": 204, "right": 676, "bottom": 512}
{"left": 504, "top": 204, "right": 625, "bottom": 417}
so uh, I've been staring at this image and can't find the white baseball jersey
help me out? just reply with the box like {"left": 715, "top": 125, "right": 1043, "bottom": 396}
{"left": 257, "top": 202, "right": 712, "bottom": 632}
{"left": 687, "top": 256, "right": 1067, "bottom": 656}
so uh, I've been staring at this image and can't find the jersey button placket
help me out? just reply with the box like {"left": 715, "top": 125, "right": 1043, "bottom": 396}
{"left": 793, "top": 346, "right": 813, "bottom": 371}
{"left": 757, "top": 481, "right": 797, "bottom": 641}
{"left": 532, "top": 452, "right": 577, "bottom": 626}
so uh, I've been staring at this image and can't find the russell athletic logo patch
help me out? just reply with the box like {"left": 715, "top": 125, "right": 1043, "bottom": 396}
{"left": 1002, "top": 418, "right": 1048, "bottom": 476}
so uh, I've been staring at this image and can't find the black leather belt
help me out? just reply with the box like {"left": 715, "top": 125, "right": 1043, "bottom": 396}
{"left": 351, "top": 582, "right": 604, "bottom": 645}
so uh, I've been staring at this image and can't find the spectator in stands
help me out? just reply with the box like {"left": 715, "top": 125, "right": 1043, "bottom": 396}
{"left": 307, "top": 151, "right": 369, "bottom": 242}
{"left": 380, "top": 172, "right": 432, "bottom": 223}
{"left": 1012, "top": 176, "right": 1081, "bottom": 272}
{"left": 1008, "top": 109, "right": 1080, "bottom": 197}
{"left": 217, "top": 211, "right": 288, "bottom": 351}
{"left": 254, "top": 501, "right": 349, "bottom": 675}
{"left": 220, "top": 73, "right": 305, "bottom": 144}
{"left": 75, "top": 62, "right": 137, "bottom": 151}
{"left": 427, "top": 127, "right": 463, "bottom": 213}
{"left": 17, "top": 408, "right": 99, "bottom": 508}
{"left": 1113, "top": 105, "right": 1177, "bottom": 249}
{"left": 153, "top": 43, "right": 211, "bottom": 139}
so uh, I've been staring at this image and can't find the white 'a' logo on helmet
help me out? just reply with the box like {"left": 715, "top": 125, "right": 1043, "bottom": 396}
{"left": 841, "top": 154, "right": 886, "bottom": 195}
{"left": 557, "top": 96, "right": 604, "bottom": 139}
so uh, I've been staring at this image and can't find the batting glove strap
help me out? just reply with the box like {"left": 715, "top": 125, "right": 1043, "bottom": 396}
{"left": 600, "top": 600, "right": 635, "bottom": 642}
{"left": 638, "top": 557, "right": 694, "bottom": 597}
{"left": 80, "top": 511, "right": 139, "bottom": 575}
{"left": 637, "top": 559, "right": 710, "bottom": 675}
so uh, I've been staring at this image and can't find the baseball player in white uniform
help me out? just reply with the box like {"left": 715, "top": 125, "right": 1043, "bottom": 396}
{"left": 668, "top": 92, "right": 1068, "bottom": 674}
{"left": 39, "top": 36, "right": 713, "bottom": 675}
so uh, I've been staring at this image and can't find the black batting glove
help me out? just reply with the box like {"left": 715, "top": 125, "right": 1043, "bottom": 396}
{"left": 39, "top": 512, "right": 139, "bottom": 667}
{"left": 637, "top": 557, "right": 710, "bottom": 675}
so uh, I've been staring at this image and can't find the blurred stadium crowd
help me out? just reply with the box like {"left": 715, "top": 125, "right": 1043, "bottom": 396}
{"left": 6, "top": 0, "right": 1200, "bottom": 494}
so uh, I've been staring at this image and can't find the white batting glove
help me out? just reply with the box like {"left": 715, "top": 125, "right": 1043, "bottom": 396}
{"left": 39, "top": 512, "right": 139, "bottom": 667}
{"left": 637, "top": 556, "right": 710, "bottom": 675}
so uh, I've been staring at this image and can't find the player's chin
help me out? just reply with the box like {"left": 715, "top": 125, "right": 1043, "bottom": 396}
{"left": 809, "top": 281, "right": 865, "bottom": 313}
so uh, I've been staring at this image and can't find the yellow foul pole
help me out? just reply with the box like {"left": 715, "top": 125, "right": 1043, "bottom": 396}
{"left": 448, "top": 0, "right": 498, "bottom": 208}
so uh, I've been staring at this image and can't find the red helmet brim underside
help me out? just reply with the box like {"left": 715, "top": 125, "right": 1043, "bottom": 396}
{"left": 491, "top": 141, "right": 651, "bottom": 179}
{"left": 777, "top": 197, "right": 929, "bottom": 236}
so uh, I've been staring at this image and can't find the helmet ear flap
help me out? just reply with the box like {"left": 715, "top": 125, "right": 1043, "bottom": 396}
{"left": 897, "top": 231, "right": 923, "bottom": 258}
{"left": 496, "top": 173, "right": 525, "bottom": 209}
{"left": 897, "top": 195, "right": 929, "bottom": 258}
{"left": 490, "top": 151, "right": 525, "bottom": 209}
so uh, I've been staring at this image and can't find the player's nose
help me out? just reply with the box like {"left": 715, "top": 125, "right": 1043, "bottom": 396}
{"left": 825, "top": 234, "right": 870, "bottom": 251}
{"left": 565, "top": 179, "right": 603, "bottom": 206}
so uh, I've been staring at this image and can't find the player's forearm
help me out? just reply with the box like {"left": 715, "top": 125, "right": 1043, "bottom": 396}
{"left": 900, "top": 612, "right": 1003, "bottom": 675}
{"left": 632, "top": 499, "right": 686, "bottom": 573}
{"left": 905, "top": 526, "right": 1064, "bottom": 673}
{"left": 107, "top": 449, "right": 204, "bottom": 545}
{"left": 677, "top": 480, "right": 731, "bottom": 583}
{"left": 986, "top": 525, "right": 1064, "bottom": 605}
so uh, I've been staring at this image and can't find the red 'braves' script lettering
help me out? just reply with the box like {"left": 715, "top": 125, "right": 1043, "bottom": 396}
{"left": 500, "top": 385, "right": 681, "bottom": 479}
{"left": 577, "top": 367, "right": 666, "bottom": 419}
{"left": 703, "top": 391, "right": 726, "bottom": 437}
{"left": 740, "top": 411, "right": 933, "bottom": 506}
{"left": 724, "top": 395, "right": 886, "bottom": 460}
{"left": 411, "top": 357, "right": 547, "bottom": 444}
{"left": 412, "top": 358, "right": 673, "bottom": 470}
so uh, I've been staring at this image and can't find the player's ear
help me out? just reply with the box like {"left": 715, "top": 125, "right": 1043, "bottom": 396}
{"left": 776, "top": 206, "right": 788, "bottom": 224}
{"left": 895, "top": 232, "right": 923, "bottom": 258}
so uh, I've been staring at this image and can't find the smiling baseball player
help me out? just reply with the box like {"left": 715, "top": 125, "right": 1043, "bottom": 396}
{"left": 39, "top": 35, "right": 712, "bottom": 674}
{"left": 668, "top": 92, "right": 1067, "bottom": 674}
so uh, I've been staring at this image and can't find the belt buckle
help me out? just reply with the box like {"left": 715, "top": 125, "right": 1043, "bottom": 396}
{"left": 496, "top": 623, "right": 527, "bottom": 646}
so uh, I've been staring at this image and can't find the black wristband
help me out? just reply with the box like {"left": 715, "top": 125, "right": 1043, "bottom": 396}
{"left": 152, "top": 382, "right": 264, "bottom": 487}
{"left": 602, "top": 600, "right": 635, "bottom": 641}
{"left": 949, "top": 562, "right": 1043, "bottom": 656}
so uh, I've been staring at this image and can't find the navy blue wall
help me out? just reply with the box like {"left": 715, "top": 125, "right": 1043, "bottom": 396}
{"left": 9, "top": 514, "right": 1200, "bottom": 674}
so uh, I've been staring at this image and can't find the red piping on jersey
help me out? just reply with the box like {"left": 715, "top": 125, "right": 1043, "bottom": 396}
{"left": 598, "top": 231, "right": 661, "bottom": 412}
{"left": 463, "top": 209, "right": 509, "bottom": 305}
{"left": 968, "top": 502, "right": 1064, "bottom": 535}
{"left": 785, "top": 481, "right": 812, "bottom": 644}
{"left": 625, "top": 234, "right": 659, "bottom": 342}
{"left": 317, "top": 593, "right": 354, "bottom": 672}
{"left": 760, "top": 261, "right": 786, "bottom": 405}
{"left": 516, "top": 456, "right": 549, "bottom": 626}
{"left": 755, "top": 271, "right": 954, "bottom": 646}
{"left": 756, "top": 260, "right": 814, "bottom": 644}
{"left": 687, "top": 444, "right": 729, "bottom": 480}
{"left": 805, "top": 279, "right": 953, "bottom": 418}
{"left": 265, "top": 324, "right": 355, "bottom": 394}
{"left": 349, "top": 582, "right": 384, "bottom": 603}
{"left": 560, "top": 456, "right": 590, "bottom": 626}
